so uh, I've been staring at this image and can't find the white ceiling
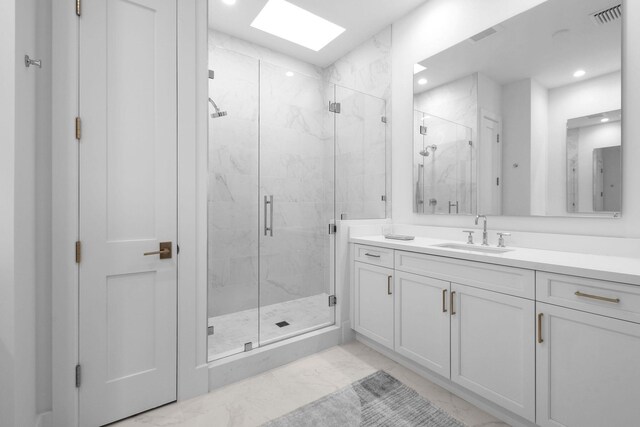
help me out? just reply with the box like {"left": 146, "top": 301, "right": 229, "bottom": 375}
{"left": 414, "top": 0, "right": 621, "bottom": 93}
{"left": 208, "top": 0, "right": 426, "bottom": 67}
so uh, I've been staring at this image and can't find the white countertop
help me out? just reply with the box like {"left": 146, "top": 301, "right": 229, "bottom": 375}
{"left": 350, "top": 235, "right": 640, "bottom": 286}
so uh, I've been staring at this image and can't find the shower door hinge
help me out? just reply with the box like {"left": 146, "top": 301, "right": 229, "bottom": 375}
{"left": 329, "top": 102, "right": 341, "bottom": 114}
{"left": 328, "top": 223, "right": 337, "bottom": 234}
{"left": 497, "top": 134, "right": 500, "bottom": 143}
{"left": 381, "top": 195, "right": 387, "bottom": 202}
{"left": 75, "top": 117, "right": 81, "bottom": 141}
{"left": 208, "top": 69, "right": 214, "bottom": 80}
{"left": 207, "top": 326, "right": 214, "bottom": 336}
{"left": 381, "top": 116, "right": 387, "bottom": 124}
{"left": 420, "top": 125, "right": 427, "bottom": 135}
{"left": 244, "top": 342, "right": 253, "bottom": 352}
{"left": 328, "top": 295, "right": 337, "bottom": 307}
{"left": 75, "top": 364, "right": 81, "bottom": 388}
{"left": 75, "top": 0, "right": 81, "bottom": 16}
{"left": 75, "top": 241, "right": 81, "bottom": 263}
{"left": 496, "top": 177, "right": 500, "bottom": 186}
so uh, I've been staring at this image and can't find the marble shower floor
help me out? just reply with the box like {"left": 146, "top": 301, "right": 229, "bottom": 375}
{"left": 113, "top": 341, "right": 508, "bottom": 427}
{"left": 208, "top": 293, "right": 333, "bottom": 361}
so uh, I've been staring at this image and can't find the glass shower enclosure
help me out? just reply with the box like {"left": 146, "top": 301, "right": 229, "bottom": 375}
{"left": 414, "top": 111, "right": 475, "bottom": 215}
{"left": 207, "top": 47, "right": 387, "bottom": 361}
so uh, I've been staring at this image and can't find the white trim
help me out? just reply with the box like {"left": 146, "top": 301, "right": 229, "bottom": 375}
{"left": 51, "top": 1, "right": 209, "bottom": 425}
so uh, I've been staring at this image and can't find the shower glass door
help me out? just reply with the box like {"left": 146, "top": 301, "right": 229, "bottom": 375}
{"left": 335, "top": 86, "right": 387, "bottom": 220}
{"left": 207, "top": 47, "right": 260, "bottom": 361}
{"left": 258, "top": 62, "right": 336, "bottom": 346}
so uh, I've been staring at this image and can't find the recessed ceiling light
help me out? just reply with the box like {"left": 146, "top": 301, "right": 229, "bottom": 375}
{"left": 285, "top": 71, "right": 294, "bottom": 77}
{"left": 251, "top": 0, "right": 345, "bottom": 51}
{"left": 414, "top": 64, "right": 427, "bottom": 74}
{"left": 601, "top": 117, "right": 610, "bottom": 123}
{"left": 573, "top": 69, "right": 586, "bottom": 78}
{"left": 222, "top": 0, "right": 236, "bottom": 5}
{"left": 418, "top": 78, "right": 428, "bottom": 85}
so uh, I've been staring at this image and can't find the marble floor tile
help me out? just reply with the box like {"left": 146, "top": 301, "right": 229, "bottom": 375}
{"left": 208, "top": 293, "right": 332, "bottom": 361}
{"left": 113, "top": 341, "right": 510, "bottom": 427}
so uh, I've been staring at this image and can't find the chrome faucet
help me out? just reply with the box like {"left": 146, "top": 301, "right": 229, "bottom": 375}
{"left": 475, "top": 215, "right": 489, "bottom": 246}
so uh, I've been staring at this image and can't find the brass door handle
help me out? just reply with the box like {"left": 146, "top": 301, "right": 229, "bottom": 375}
{"left": 442, "top": 289, "right": 448, "bottom": 313}
{"left": 144, "top": 242, "right": 172, "bottom": 259}
{"left": 387, "top": 275, "right": 392, "bottom": 295}
{"left": 537, "top": 313, "right": 544, "bottom": 344}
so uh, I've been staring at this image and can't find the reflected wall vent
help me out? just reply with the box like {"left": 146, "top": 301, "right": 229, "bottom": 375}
{"left": 468, "top": 27, "right": 498, "bottom": 43}
{"left": 591, "top": 4, "right": 621, "bottom": 25}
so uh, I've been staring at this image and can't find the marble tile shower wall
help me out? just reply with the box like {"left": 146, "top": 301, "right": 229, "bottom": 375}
{"left": 208, "top": 28, "right": 391, "bottom": 317}
{"left": 325, "top": 27, "right": 392, "bottom": 220}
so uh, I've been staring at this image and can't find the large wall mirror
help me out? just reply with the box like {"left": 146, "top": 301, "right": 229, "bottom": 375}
{"left": 413, "top": 0, "right": 622, "bottom": 217}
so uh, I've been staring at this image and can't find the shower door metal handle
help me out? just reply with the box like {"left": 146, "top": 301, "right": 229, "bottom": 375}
{"left": 264, "top": 195, "right": 273, "bottom": 236}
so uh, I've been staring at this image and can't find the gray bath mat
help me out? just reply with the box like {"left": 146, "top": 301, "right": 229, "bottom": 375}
{"left": 263, "top": 370, "right": 467, "bottom": 427}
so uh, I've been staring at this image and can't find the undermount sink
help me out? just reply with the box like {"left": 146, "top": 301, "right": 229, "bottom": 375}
{"left": 433, "top": 243, "right": 514, "bottom": 254}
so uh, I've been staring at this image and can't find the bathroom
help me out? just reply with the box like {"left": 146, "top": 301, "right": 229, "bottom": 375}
{"left": 1, "top": 0, "right": 637, "bottom": 426}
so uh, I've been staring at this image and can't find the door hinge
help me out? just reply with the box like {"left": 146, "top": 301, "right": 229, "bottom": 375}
{"left": 329, "top": 102, "right": 341, "bottom": 114}
{"left": 381, "top": 195, "right": 387, "bottom": 202}
{"left": 496, "top": 177, "right": 500, "bottom": 186}
{"left": 328, "top": 223, "right": 337, "bottom": 235}
{"left": 75, "top": 117, "right": 81, "bottom": 140}
{"left": 420, "top": 125, "right": 427, "bottom": 135}
{"left": 75, "top": 364, "right": 81, "bottom": 387}
{"left": 244, "top": 342, "right": 253, "bottom": 352}
{"left": 381, "top": 116, "right": 387, "bottom": 124}
{"left": 208, "top": 69, "right": 214, "bottom": 80}
{"left": 497, "top": 134, "right": 500, "bottom": 143}
{"left": 207, "top": 326, "right": 214, "bottom": 336}
{"left": 75, "top": 0, "right": 81, "bottom": 16}
{"left": 75, "top": 241, "right": 81, "bottom": 263}
{"left": 328, "top": 295, "right": 337, "bottom": 307}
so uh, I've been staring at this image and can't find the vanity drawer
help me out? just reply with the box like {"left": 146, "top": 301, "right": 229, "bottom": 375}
{"left": 395, "top": 251, "right": 534, "bottom": 299}
{"left": 537, "top": 272, "right": 640, "bottom": 323}
{"left": 354, "top": 244, "right": 394, "bottom": 268}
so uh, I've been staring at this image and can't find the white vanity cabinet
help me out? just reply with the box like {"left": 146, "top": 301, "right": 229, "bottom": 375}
{"left": 353, "top": 261, "right": 395, "bottom": 349}
{"left": 536, "top": 304, "right": 640, "bottom": 427}
{"left": 394, "top": 271, "right": 450, "bottom": 378}
{"left": 450, "top": 282, "right": 535, "bottom": 421}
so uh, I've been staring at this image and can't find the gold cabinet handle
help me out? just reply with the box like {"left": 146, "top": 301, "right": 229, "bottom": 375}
{"left": 442, "top": 289, "right": 447, "bottom": 312}
{"left": 575, "top": 291, "right": 620, "bottom": 304}
{"left": 450, "top": 291, "right": 456, "bottom": 315}
{"left": 537, "top": 313, "right": 544, "bottom": 344}
{"left": 387, "top": 275, "right": 392, "bottom": 295}
{"left": 143, "top": 242, "right": 172, "bottom": 259}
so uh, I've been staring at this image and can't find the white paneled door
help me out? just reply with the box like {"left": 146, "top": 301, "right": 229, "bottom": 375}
{"left": 79, "top": 0, "right": 177, "bottom": 425}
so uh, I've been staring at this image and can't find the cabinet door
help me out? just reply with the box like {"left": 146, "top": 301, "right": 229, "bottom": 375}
{"left": 395, "top": 271, "right": 450, "bottom": 378}
{"left": 450, "top": 283, "right": 535, "bottom": 422}
{"left": 354, "top": 261, "right": 394, "bottom": 349}
{"left": 537, "top": 302, "right": 640, "bottom": 427}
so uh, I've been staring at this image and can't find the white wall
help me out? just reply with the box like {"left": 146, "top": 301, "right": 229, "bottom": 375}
{"left": 530, "top": 79, "right": 548, "bottom": 216}
{"left": 1, "top": 0, "right": 52, "bottom": 425}
{"left": 546, "top": 71, "right": 621, "bottom": 216}
{"left": 501, "top": 78, "right": 532, "bottom": 215}
{"left": 392, "top": 0, "right": 640, "bottom": 238}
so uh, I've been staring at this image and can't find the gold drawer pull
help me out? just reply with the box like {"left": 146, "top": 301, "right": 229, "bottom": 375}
{"left": 450, "top": 291, "right": 456, "bottom": 315}
{"left": 442, "top": 289, "right": 448, "bottom": 313}
{"left": 575, "top": 291, "right": 620, "bottom": 304}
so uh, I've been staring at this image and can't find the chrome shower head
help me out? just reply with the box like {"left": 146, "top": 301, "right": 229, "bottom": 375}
{"left": 419, "top": 149, "right": 430, "bottom": 157}
{"left": 208, "top": 97, "right": 227, "bottom": 119}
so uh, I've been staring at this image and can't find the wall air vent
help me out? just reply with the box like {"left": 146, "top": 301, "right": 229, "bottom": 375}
{"left": 591, "top": 4, "right": 621, "bottom": 25}
{"left": 468, "top": 27, "right": 498, "bottom": 44}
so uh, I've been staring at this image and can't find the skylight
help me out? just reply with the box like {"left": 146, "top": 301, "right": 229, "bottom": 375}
{"left": 250, "top": 0, "right": 345, "bottom": 51}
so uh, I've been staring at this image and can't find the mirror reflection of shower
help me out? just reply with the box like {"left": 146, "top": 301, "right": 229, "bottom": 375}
{"left": 419, "top": 145, "right": 437, "bottom": 157}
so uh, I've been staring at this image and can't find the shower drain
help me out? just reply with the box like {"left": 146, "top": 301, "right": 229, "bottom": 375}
{"left": 275, "top": 321, "right": 290, "bottom": 328}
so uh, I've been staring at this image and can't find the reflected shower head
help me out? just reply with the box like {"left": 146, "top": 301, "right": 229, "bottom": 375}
{"left": 208, "top": 97, "right": 228, "bottom": 118}
{"left": 419, "top": 145, "right": 437, "bottom": 157}
{"left": 419, "top": 149, "right": 430, "bottom": 157}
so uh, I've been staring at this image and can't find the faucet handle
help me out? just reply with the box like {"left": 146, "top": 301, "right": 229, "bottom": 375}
{"left": 462, "top": 230, "right": 475, "bottom": 244}
{"left": 497, "top": 232, "right": 511, "bottom": 248}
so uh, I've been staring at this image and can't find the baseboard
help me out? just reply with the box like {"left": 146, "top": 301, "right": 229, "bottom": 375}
{"left": 356, "top": 334, "right": 537, "bottom": 427}
{"left": 36, "top": 411, "right": 52, "bottom": 427}
{"left": 208, "top": 325, "right": 342, "bottom": 390}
